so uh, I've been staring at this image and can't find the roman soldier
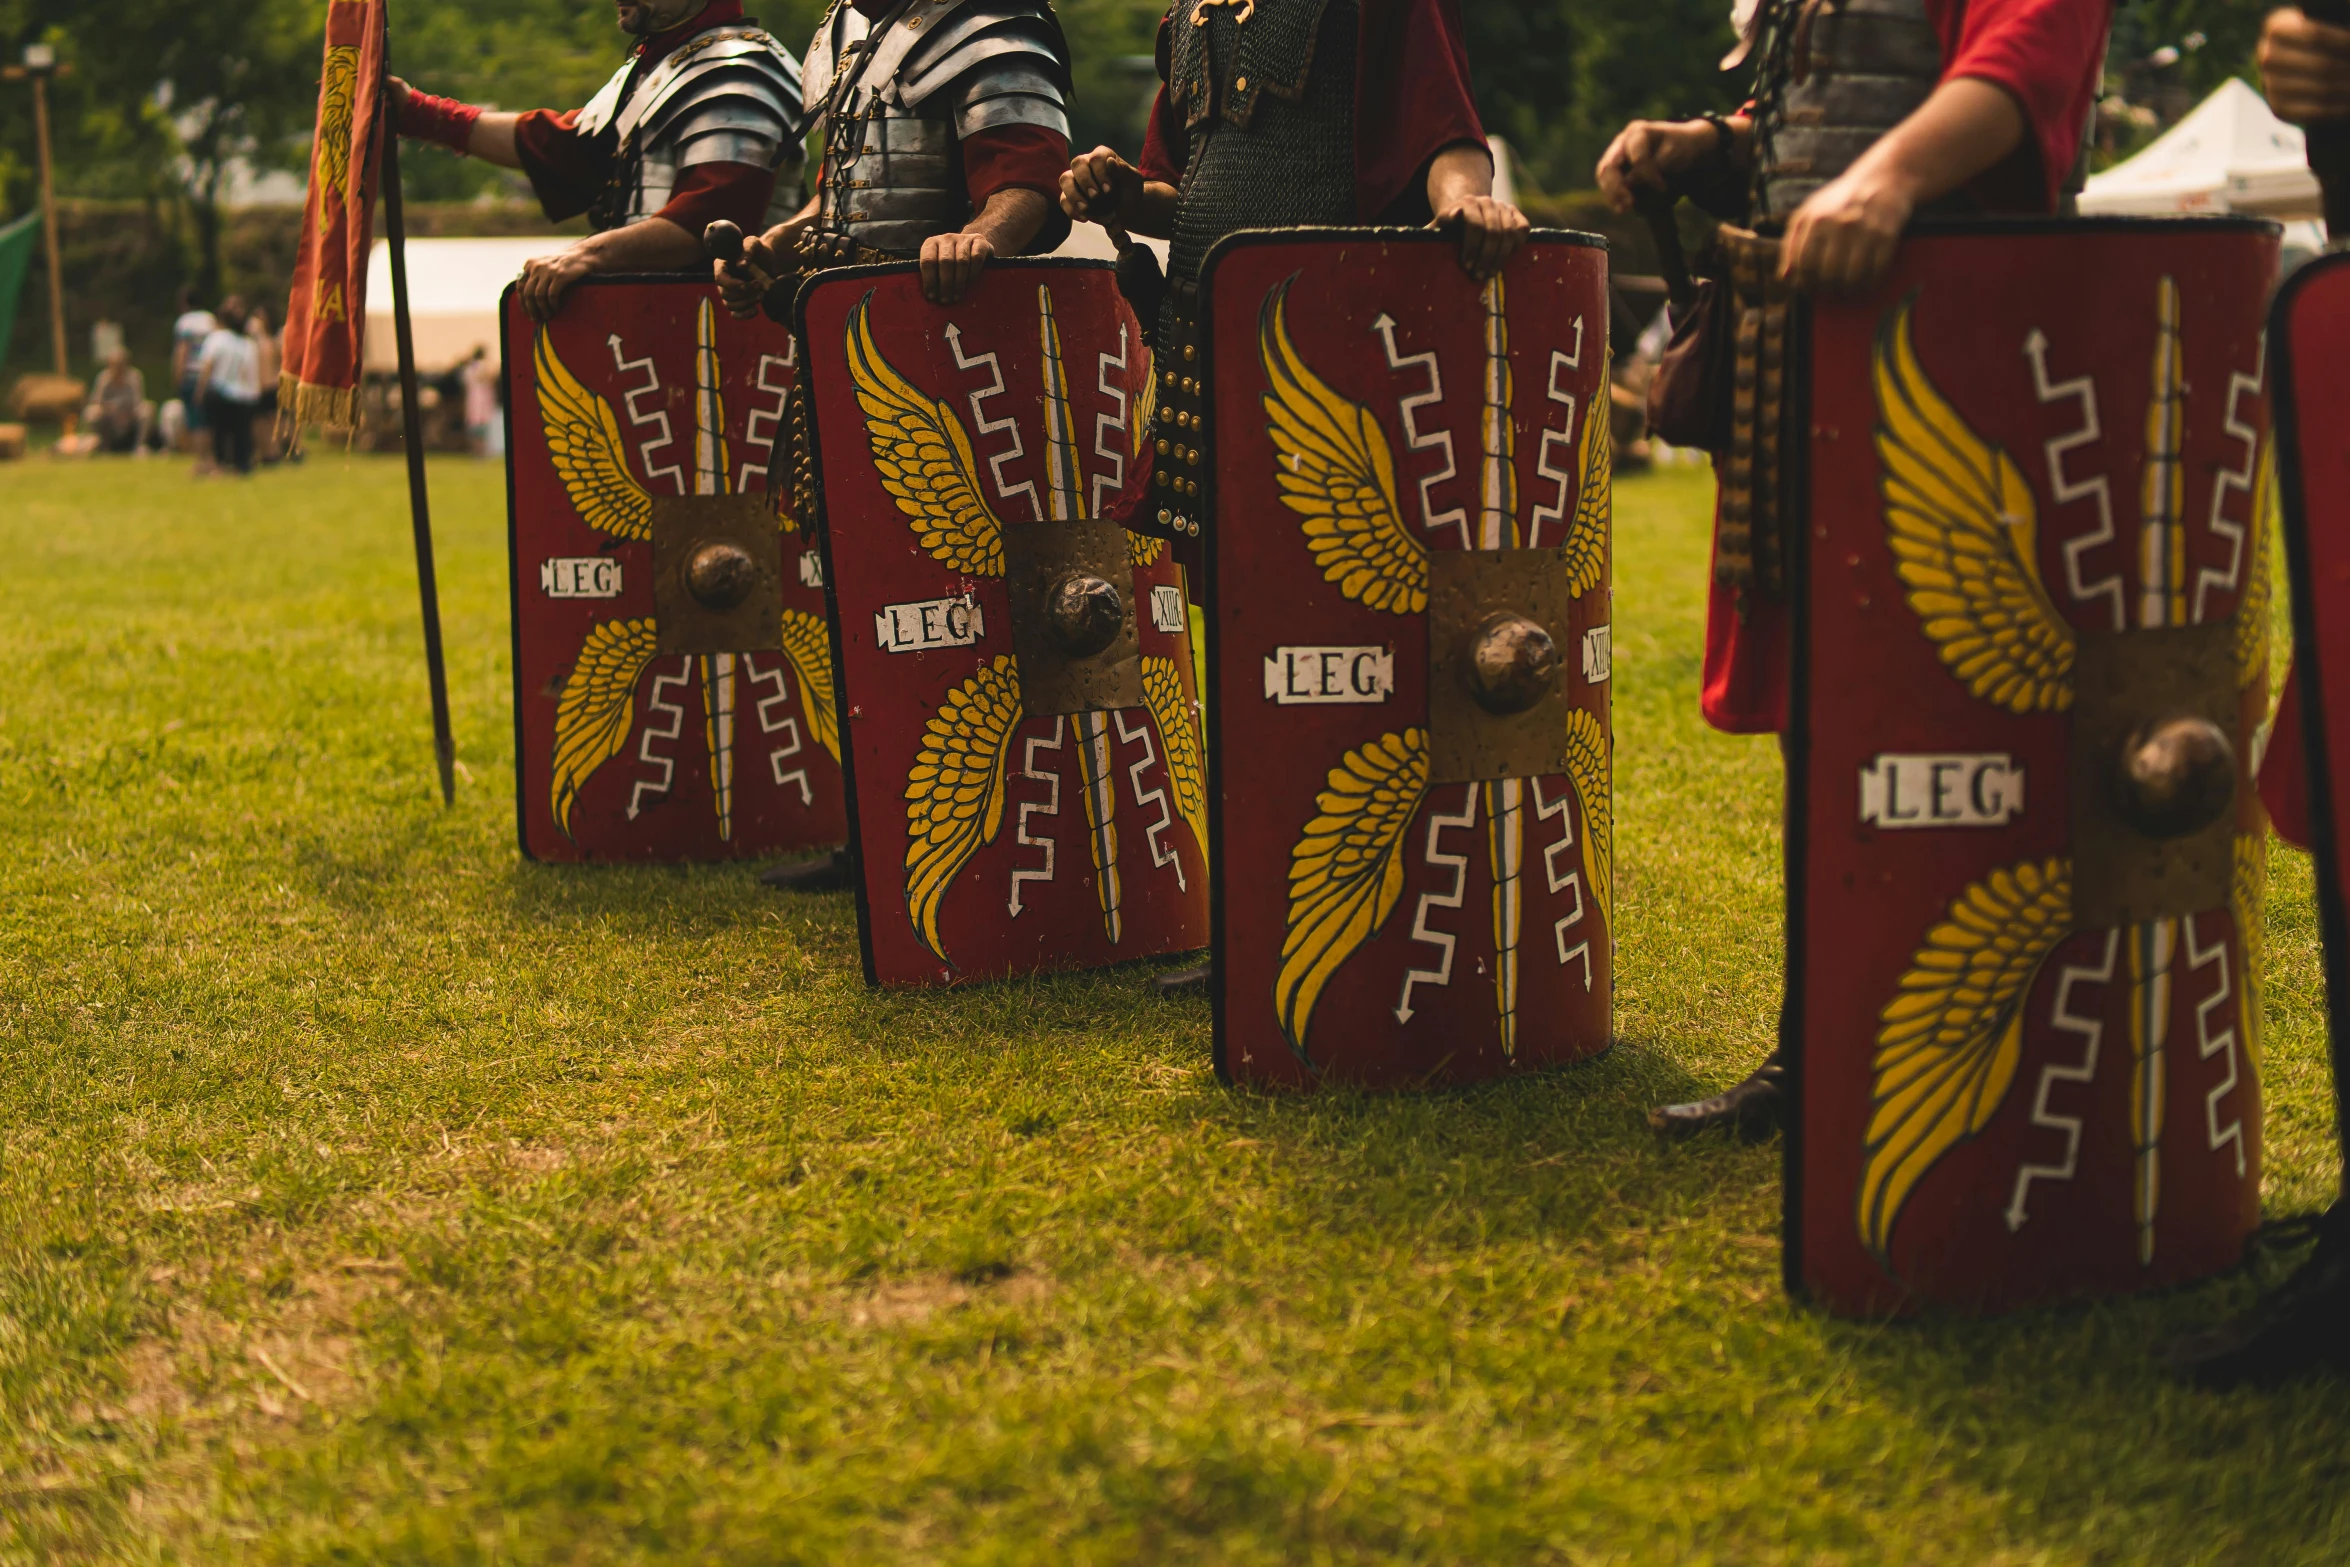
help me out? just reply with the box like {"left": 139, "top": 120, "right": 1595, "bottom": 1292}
{"left": 388, "top": 0, "right": 805, "bottom": 320}
{"left": 1594, "top": 0, "right": 2114, "bottom": 1139}
{"left": 1055, "top": 0, "right": 1529, "bottom": 542}
{"left": 2153, "top": 7, "right": 2350, "bottom": 1388}
{"left": 713, "top": 0, "right": 1076, "bottom": 312}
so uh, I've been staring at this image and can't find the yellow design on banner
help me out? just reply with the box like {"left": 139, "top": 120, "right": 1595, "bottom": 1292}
{"left": 779, "top": 609, "right": 840, "bottom": 764}
{"left": 1275, "top": 729, "right": 1431, "bottom": 1063}
{"left": 1873, "top": 298, "right": 2075, "bottom": 714}
{"left": 534, "top": 328, "right": 655, "bottom": 541}
{"left": 845, "top": 293, "right": 1005, "bottom": 577}
{"left": 1566, "top": 707, "right": 1613, "bottom": 937}
{"left": 316, "top": 45, "right": 360, "bottom": 207}
{"left": 904, "top": 655, "right": 1025, "bottom": 964}
{"left": 1143, "top": 655, "right": 1207, "bottom": 851}
{"left": 551, "top": 618, "right": 660, "bottom": 839}
{"left": 313, "top": 280, "right": 346, "bottom": 325}
{"left": 1860, "top": 857, "right": 2072, "bottom": 1264}
{"left": 1258, "top": 282, "right": 1426, "bottom": 614}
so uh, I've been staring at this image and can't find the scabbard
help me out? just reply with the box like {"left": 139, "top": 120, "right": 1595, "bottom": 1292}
{"left": 1715, "top": 226, "right": 1798, "bottom": 606}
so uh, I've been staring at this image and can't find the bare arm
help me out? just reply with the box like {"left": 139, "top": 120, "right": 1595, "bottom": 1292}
{"left": 462, "top": 111, "right": 526, "bottom": 170}
{"left": 518, "top": 218, "right": 706, "bottom": 320}
{"left": 1424, "top": 141, "right": 1529, "bottom": 279}
{"left": 1779, "top": 77, "right": 2026, "bottom": 292}
{"left": 919, "top": 187, "right": 1052, "bottom": 305}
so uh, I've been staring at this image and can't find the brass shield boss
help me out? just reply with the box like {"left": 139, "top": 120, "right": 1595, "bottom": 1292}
{"left": 652, "top": 493, "right": 783, "bottom": 655}
{"left": 1429, "top": 548, "right": 1577, "bottom": 784}
{"left": 2070, "top": 621, "right": 2239, "bottom": 928}
{"left": 1004, "top": 519, "right": 1143, "bottom": 716}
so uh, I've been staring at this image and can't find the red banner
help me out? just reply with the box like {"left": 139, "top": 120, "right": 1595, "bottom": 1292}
{"left": 280, "top": 0, "right": 386, "bottom": 429}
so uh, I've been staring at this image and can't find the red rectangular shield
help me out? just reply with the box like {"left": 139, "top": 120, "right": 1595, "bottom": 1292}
{"left": 797, "top": 260, "right": 1207, "bottom": 987}
{"left": 504, "top": 278, "right": 846, "bottom": 862}
{"left": 2272, "top": 250, "right": 2350, "bottom": 1133}
{"left": 1204, "top": 230, "right": 1615, "bottom": 1089}
{"left": 1790, "top": 219, "right": 2279, "bottom": 1315}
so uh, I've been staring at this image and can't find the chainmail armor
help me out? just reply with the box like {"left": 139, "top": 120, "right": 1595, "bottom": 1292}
{"left": 1147, "top": 0, "right": 1358, "bottom": 541}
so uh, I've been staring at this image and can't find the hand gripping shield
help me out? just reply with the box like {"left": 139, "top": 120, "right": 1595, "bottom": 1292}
{"left": 505, "top": 278, "right": 845, "bottom": 862}
{"left": 1204, "top": 230, "right": 1615, "bottom": 1089}
{"left": 797, "top": 260, "right": 1207, "bottom": 987}
{"left": 1788, "top": 220, "right": 2281, "bottom": 1315}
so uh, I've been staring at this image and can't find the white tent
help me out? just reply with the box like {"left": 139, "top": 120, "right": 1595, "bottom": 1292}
{"left": 2079, "top": 77, "right": 2322, "bottom": 220}
{"left": 361, "top": 236, "right": 571, "bottom": 374}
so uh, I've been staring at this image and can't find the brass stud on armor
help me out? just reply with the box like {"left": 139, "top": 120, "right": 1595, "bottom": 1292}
{"left": 1156, "top": 438, "right": 1170, "bottom": 457}
{"left": 1183, "top": 343, "right": 1197, "bottom": 361}
{"left": 1156, "top": 470, "right": 1171, "bottom": 488}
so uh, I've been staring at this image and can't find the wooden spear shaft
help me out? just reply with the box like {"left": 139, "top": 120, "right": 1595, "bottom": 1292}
{"left": 31, "top": 69, "right": 67, "bottom": 378}
{"left": 378, "top": 94, "right": 458, "bottom": 807}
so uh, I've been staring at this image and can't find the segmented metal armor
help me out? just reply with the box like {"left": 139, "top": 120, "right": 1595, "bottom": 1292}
{"left": 801, "top": 0, "right": 1073, "bottom": 257}
{"left": 1150, "top": 0, "right": 1359, "bottom": 540}
{"left": 1748, "top": 0, "right": 1943, "bottom": 221}
{"left": 575, "top": 23, "right": 807, "bottom": 232}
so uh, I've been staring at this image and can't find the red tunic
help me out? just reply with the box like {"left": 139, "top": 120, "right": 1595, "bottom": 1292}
{"left": 1134, "top": 0, "right": 1489, "bottom": 222}
{"left": 1702, "top": 0, "right": 2114, "bottom": 735}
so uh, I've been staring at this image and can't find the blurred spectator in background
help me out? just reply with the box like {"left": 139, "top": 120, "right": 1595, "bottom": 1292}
{"left": 170, "top": 287, "right": 218, "bottom": 467}
{"left": 195, "top": 295, "right": 262, "bottom": 476}
{"left": 462, "top": 345, "right": 503, "bottom": 459}
{"left": 249, "top": 304, "right": 286, "bottom": 464}
{"left": 84, "top": 349, "right": 153, "bottom": 455}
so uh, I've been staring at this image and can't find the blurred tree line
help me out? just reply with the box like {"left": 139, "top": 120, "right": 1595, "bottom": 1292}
{"left": 0, "top": 0, "right": 2284, "bottom": 378}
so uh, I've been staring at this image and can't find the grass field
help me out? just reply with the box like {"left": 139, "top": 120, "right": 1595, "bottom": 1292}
{"left": 1, "top": 453, "right": 2345, "bottom": 1564}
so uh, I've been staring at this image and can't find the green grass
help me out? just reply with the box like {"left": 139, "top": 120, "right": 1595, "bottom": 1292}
{"left": 1, "top": 452, "right": 2345, "bottom": 1564}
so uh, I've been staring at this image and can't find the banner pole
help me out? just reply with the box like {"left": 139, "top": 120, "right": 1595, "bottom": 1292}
{"left": 379, "top": 101, "right": 459, "bottom": 807}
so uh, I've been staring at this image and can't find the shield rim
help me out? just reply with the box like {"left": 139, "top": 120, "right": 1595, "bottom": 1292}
{"left": 1193, "top": 225, "right": 1611, "bottom": 1087}
{"left": 790, "top": 255, "right": 1129, "bottom": 989}
{"left": 2268, "top": 248, "right": 2350, "bottom": 1178}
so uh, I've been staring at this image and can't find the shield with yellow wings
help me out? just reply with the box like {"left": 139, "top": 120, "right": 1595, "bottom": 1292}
{"left": 1786, "top": 220, "right": 2278, "bottom": 1317}
{"left": 796, "top": 261, "right": 1207, "bottom": 987}
{"left": 504, "top": 279, "right": 845, "bottom": 862}
{"left": 1201, "top": 230, "right": 1615, "bottom": 1089}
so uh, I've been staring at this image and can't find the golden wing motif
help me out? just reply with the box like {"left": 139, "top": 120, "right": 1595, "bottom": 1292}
{"left": 1560, "top": 385, "right": 1610, "bottom": 596}
{"left": 2238, "top": 441, "right": 2277, "bottom": 689}
{"left": 1259, "top": 282, "right": 1426, "bottom": 615}
{"left": 1276, "top": 729, "right": 1431, "bottom": 1064}
{"left": 904, "top": 655, "right": 1024, "bottom": 963}
{"left": 1142, "top": 654, "right": 1207, "bottom": 850}
{"left": 779, "top": 608, "right": 839, "bottom": 764}
{"left": 316, "top": 46, "right": 358, "bottom": 208}
{"left": 1874, "top": 299, "right": 2074, "bottom": 714}
{"left": 1565, "top": 707, "right": 1612, "bottom": 936}
{"left": 534, "top": 328, "right": 655, "bottom": 542}
{"left": 1860, "top": 857, "right": 2072, "bottom": 1264}
{"left": 1133, "top": 350, "right": 1159, "bottom": 460}
{"left": 1130, "top": 531, "right": 1167, "bottom": 567}
{"left": 551, "top": 617, "right": 659, "bottom": 839}
{"left": 846, "top": 293, "right": 1004, "bottom": 577}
